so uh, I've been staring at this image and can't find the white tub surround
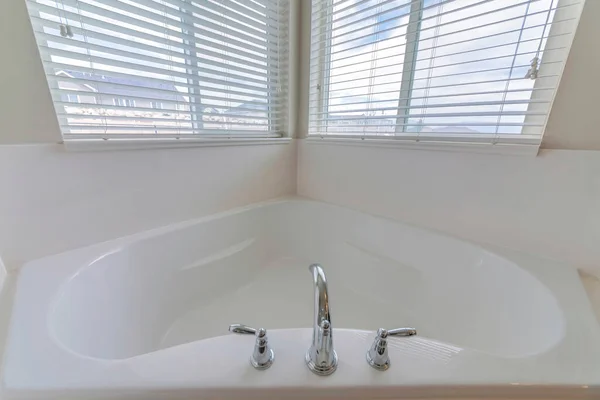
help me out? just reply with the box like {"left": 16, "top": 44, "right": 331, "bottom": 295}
{"left": 298, "top": 142, "right": 600, "bottom": 275}
{"left": 4, "top": 199, "right": 600, "bottom": 399}
{"left": 0, "top": 142, "right": 296, "bottom": 270}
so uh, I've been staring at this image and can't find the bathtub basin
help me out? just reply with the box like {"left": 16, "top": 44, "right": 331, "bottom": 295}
{"left": 4, "top": 198, "right": 600, "bottom": 399}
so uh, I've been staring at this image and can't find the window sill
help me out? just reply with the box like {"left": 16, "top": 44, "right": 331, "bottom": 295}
{"left": 304, "top": 136, "right": 540, "bottom": 156}
{"left": 62, "top": 137, "right": 292, "bottom": 152}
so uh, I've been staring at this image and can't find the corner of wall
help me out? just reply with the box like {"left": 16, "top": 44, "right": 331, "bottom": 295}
{"left": 541, "top": 0, "right": 600, "bottom": 150}
{"left": 0, "top": 0, "right": 61, "bottom": 144}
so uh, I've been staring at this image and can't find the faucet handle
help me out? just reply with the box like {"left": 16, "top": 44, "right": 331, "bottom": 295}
{"left": 228, "top": 324, "right": 275, "bottom": 370}
{"left": 387, "top": 327, "right": 417, "bottom": 337}
{"left": 366, "top": 327, "right": 417, "bottom": 371}
{"left": 228, "top": 324, "right": 258, "bottom": 334}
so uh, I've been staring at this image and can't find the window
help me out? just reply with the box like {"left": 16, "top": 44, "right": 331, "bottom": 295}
{"left": 309, "top": 0, "right": 582, "bottom": 149}
{"left": 65, "top": 93, "right": 80, "bottom": 103}
{"left": 112, "top": 98, "right": 136, "bottom": 108}
{"left": 26, "top": 0, "right": 290, "bottom": 140}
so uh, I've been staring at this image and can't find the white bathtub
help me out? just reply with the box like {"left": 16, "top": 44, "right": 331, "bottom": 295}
{"left": 3, "top": 198, "right": 600, "bottom": 399}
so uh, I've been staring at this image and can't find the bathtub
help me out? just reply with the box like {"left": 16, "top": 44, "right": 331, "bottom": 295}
{"left": 3, "top": 198, "right": 600, "bottom": 399}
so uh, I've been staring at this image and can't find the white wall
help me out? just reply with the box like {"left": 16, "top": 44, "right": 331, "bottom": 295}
{"left": 0, "top": 142, "right": 296, "bottom": 270}
{"left": 542, "top": 0, "right": 600, "bottom": 150}
{"left": 298, "top": 141, "right": 600, "bottom": 274}
{"left": 0, "top": 0, "right": 60, "bottom": 144}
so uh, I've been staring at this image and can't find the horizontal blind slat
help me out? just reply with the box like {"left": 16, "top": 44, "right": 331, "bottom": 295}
{"left": 39, "top": 46, "right": 275, "bottom": 88}
{"left": 54, "top": 101, "right": 282, "bottom": 114}
{"left": 49, "top": 82, "right": 274, "bottom": 104}
{"left": 311, "top": 4, "right": 575, "bottom": 59}
{"left": 46, "top": 66, "right": 278, "bottom": 99}
{"left": 57, "top": 112, "right": 280, "bottom": 122}
{"left": 104, "top": 0, "right": 282, "bottom": 43}
{"left": 63, "top": 132, "right": 282, "bottom": 139}
{"left": 308, "top": 122, "right": 544, "bottom": 128}
{"left": 306, "top": 133, "right": 543, "bottom": 145}
{"left": 310, "top": 16, "right": 574, "bottom": 70}
{"left": 41, "top": 0, "right": 279, "bottom": 54}
{"left": 35, "top": 31, "right": 277, "bottom": 79}
{"left": 30, "top": 4, "right": 262, "bottom": 61}
{"left": 309, "top": 32, "right": 569, "bottom": 80}
{"left": 310, "top": 49, "right": 564, "bottom": 88}
{"left": 314, "top": 113, "right": 546, "bottom": 122}
{"left": 89, "top": 0, "right": 277, "bottom": 36}
{"left": 312, "top": 0, "right": 528, "bottom": 46}
{"left": 30, "top": 15, "right": 277, "bottom": 66}
{"left": 63, "top": 124, "right": 271, "bottom": 131}
{"left": 311, "top": 0, "right": 512, "bottom": 31}
{"left": 311, "top": 0, "right": 458, "bottom": 37}
{"left": 318, "top": 87, "right": 554, "bottom": 104}
{"left": 320, "top": 75, "right": 559, "bottom": 98}
{"left": 133, "top": 0, "right": 279, "bottom": 34}
{"left": 315, "top": 102, "right": 550, "bottom": 115}
{"left": 321, "top": 86, "right": 556, "bottom": 103}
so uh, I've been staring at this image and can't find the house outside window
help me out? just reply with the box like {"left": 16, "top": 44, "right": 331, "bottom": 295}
{"left": 65, "top": 94, "right": 80, "bottom": 104}
{"left": 113, "top": 98, "right": 136, "bottom": 108}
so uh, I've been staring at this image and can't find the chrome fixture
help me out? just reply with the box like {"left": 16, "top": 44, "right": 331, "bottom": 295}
{"left": 366, "top": 327, "right": 417, "bottom": 371}
{"left": 229, "top": 324, "right": 275, "bottom": 370}
{"left": 306, "top": 264, "right": 338, "bottom": 376}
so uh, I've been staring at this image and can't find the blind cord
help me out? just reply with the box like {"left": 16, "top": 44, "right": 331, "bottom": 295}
{"left": 526, "top": 0, "right": 557, "bottom": 80}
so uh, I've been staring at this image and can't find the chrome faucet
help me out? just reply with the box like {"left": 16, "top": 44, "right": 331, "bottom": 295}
{"left": 305, "top": 264, "right": 338, "bottom": 376}
{"left": 228, "top": 324, "right": 275, "bottom": 370}
{"left": 366, "top": 327, "right": 417, "bottom": 371}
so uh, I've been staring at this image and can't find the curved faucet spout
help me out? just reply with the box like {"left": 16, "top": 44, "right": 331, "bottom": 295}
{"left": 306, "top": 264, "right": 338, "bottom": 376}
{"left": 309, "top": 264, "right": 332, "bottom": 343}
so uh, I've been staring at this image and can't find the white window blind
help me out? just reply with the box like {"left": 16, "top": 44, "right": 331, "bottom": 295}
{"left": 26, "top": 0, "right": 289, "bottom": 140}
{"left": 308, "top": 0, "right": 583, "bottom": 149}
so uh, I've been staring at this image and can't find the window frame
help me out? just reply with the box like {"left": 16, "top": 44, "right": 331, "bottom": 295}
{"left": 306, "top": 0, "right": 581, "bottom": 156}
{"left": 27, "top": 0, "right": 294, "bottom": 151}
